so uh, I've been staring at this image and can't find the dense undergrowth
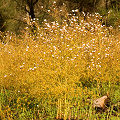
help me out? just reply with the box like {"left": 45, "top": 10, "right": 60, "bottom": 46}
{"left": 0, "top": 5, "right": 120, "bottom": 120}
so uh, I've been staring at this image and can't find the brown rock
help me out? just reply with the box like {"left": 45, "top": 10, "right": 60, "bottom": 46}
{"left": 93, "top": 95, "right": 108, "bottom": 108}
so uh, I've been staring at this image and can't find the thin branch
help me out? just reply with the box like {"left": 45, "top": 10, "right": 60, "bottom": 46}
{"left": 14, "top": 0, "right": 22, "bottom": 7}
{"left": 0, "top": 0, "right": 10, "bottom": 9}
{"left": 27, "top": 0, "right": 30, "bottom": 6}
{"left": 5, "top": 17, "right": 27, "bottom": 24}
{"left": 33, "top": 0, "right": 38, "bottom": 6}
{"left": 25, "top": 6, "right": 30, "bottom": 13}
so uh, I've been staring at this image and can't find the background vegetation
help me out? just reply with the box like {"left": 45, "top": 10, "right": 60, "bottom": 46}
{"left": 0, "top": 0, "right": 120, "bottom": 34}
{"left": 0, "top": 0, "right": 120, "bottom": 120}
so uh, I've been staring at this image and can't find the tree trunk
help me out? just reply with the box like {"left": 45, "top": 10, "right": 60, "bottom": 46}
{"left": 29, "top": 4, "right": 35, "bottom": 19}
{"left": 27, "top": 0, "right": 38, "bottom": 19}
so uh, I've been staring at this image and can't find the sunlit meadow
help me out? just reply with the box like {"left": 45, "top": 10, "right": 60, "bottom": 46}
{"left": 0, "top": 3, "right": 120, "bottom": 120}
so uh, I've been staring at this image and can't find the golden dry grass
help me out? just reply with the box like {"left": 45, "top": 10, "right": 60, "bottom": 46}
{"left": 0, "top": 7, "right": 120, "bottom": 119}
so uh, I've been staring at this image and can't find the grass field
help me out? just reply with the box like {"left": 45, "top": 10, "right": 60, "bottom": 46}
{"left": 0, "top": 10, "right": 120, "bottom": 119}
